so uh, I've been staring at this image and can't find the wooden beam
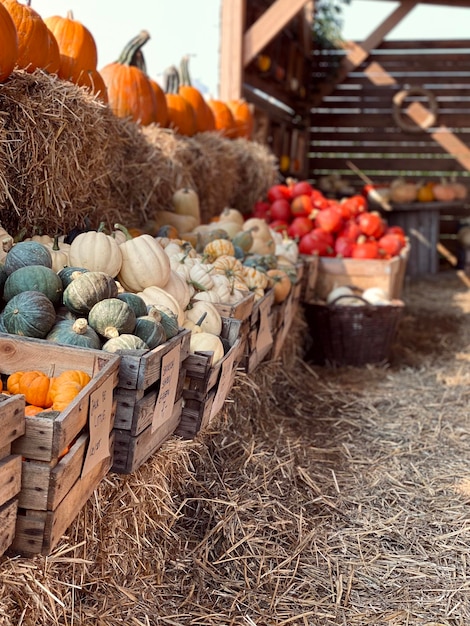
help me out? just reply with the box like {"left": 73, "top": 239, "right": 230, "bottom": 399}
{"left": 359, "top": 0, "right": 470, "bottom": 6}
{"left": 243, "top": 0, "right": 313, "bottom": 67}
{"left": 219, "top": 0, "right": 246, "bottom": 100}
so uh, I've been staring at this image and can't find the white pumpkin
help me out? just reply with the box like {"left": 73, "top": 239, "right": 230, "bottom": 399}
{"left": 189, "top": 332, "right": 225, "bottom": 365}
{"left": 185, "top": 300, "right": 222, "bottom": 336}
{"left": 137, "top": 286, "right": 185, "bottom": 325}
{"left": 188, "top": 262, "right": 215, "bottom": 292}
{"left": 69, "top": 228, "right": 123, "bottom": 277}
{"left": 118, "top": 234, "right": 171, "bottom": 292}
{"left": 162, "top": 270, "right": 191, "bottom": 310}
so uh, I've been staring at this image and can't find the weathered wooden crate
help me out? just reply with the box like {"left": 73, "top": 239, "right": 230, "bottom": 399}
{"left": 112, "top": 329, "right": 191, "bottom": 474}
{"left": 268, "top": 263, "right": 305, "bottom": 361}
{"left": 0, "top": 335, "right": 120, "bottom": 556}
{"left": 213, "top": 291, "right": 255, "bottom": 321}
{"left": 306, "top": 246, "right": 410, "bottom": 304}
{"left": 239, "top": 289, "right": 275, "bottom": 374}
{"left": 299, "top": 254, "right": 319, "bottom": 304}
{"left": 176, "top": 318, "right": 244, "bottom": 439}
{"left": 0, "top": 393, "right": 25, "bottom": 557}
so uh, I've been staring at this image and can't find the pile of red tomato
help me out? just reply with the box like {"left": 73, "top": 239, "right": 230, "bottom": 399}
{"left": 250, "top": 180, "right": 407, "bottom": 259}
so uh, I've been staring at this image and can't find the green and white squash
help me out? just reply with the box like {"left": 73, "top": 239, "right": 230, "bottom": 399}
{"left": 2, "top": 290, "right": 57, "bottom": 338}
{"left": 63, "top": 271, "right": 118, "bottom": 316}
{"left": 3, "top": 265, "right": 63, "bottom": 305}
{"left": 46, "top": 318, "right": 102, "bottom": 350}
{"left": 88, "top": 298, "right": 137, "bottom": 339}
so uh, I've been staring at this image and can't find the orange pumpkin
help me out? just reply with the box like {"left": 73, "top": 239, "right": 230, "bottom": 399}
{"left": 44, "top": 10, "right": 98, "bottom": 81}
{"left": 206, "top": 99, "right": 237, "bottom": 138}
{"left": 100, "top": 31, "right": 157, "bottom": 126}
{"left": 149, "top": 77, "right": 168, "bottom": 127}
{"left": 44, "top": 25, "right": 60, "bottom": 74}
{"left": 267, "top": 268, "right": 292, "bottom": 304}
{"left": 0, "top": 2, "right": 18, "bottom": 82}
{"left": 0, "top": 0, "right": 50, "bottom": 72}
{"left": 7, "top": 371, "right": 23, "bottom": 395}
{"left": 178, "top": 55, "right": 214, "bottom": 133}
{"left": 18, "top": 371, "right": 52, "bottom": 408}
{"left": 24, "top": 405, "right": 45, "bottom": 416}
{"left": 227, "top": 99, "right": 254, "bottom": 139}
{"left": 52, "top": 381, "right": 82, "bottom": 412}
{"left": 164, "top": 65, "right": 197, "bottom": 136}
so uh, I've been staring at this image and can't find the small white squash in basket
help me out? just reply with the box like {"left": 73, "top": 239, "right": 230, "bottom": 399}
{"left": 362, "top": 287, "right": 391, "bottom": 306}
{"left": 327, "top": 286, "right": 364, "bottom": 306}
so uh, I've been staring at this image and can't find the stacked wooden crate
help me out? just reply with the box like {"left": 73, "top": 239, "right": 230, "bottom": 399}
{"left": 112, "top": 329, "right": 191, "bottom": 474}
{"left": 268, "top": 263, "right": 304, "bottom": 360}
{"left": 0, "top": 393, "right": 25, "bottom": 557}
{"left": 2, "top": 336, "right": 120, "bottom": 556}
{"left": 239, "top": 289, "right": 275, "bottom": 374}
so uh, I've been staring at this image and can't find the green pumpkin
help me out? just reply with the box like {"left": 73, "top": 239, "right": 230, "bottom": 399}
{"left": 2, "top": 290, "right": 57, "bottom": 338}
{"left": 57, "top": 266, "right": 89, "bottom": 289}
{"left": 102, "top": 334, "right": 148, "bottom": 353}
{"left": 4, "top": 265, "right": 63, "bottom": 305}
{"left": 63, "top": 271, "right": 118, "bottom": 316}
{"left": 134, "top": 315, "right": 167, "bottom": 349}
{"left": 4, "top": 241, "right": 53, "bottom": 275}
{"left": 232, "top": 229, "right": 254, "bottom": 253}
{"left": 88, "top": 298, "right": 136, "bottom": 339}
{"left": 147, "top": 304, "right": 179, "bottom": 339}
{"left": 46, "top": 318, "right": 102, "bottom": 350}
{"left": 117, "top": 292, "right": 148, "bottom": 318}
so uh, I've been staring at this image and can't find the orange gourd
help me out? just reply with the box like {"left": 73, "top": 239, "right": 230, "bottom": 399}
{"left": 6, "top": 371, "right": 23, "bottom": 394}
{"left": 266, "top": 268, "right": 292, "bottom": 304}
{"left": 164, "top": 65, "right": 197, "bottom": 136}
{"left": 44, "top": 10, "right": 98, "bottom": 81}
{"left": 0, "top": 0, "right": 50, "bottom": 72}
{"left": 206, "top": 99, "right": 237, "bottom": 138}
{"left": 0, "top": 2, "right": 18, "bottom": 83}
{"left": 55, "top": 369, "right": 91, "bottom": 388}
{"left": 227, "top": 99, "right": 254, "bottom": 139}
{"left": 52, "top": 381, "right": 82, "bottom": 412}
{"left": 100, "top": 31, "right": 157, "bottom": 126}
{"left": 25, "top": 405, "right": 45, "bottom": 416}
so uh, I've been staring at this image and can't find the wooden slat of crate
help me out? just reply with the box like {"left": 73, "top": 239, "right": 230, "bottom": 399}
{"left": 240, "top": 289, "right": 275, "bottom": 374}
{"left": 0, "top": 444, "right": 11, "bottom": 459}
{"left": 112, "top": 398, "right": 183, "bottom": 474}
{"left": 0, "top": 455, "right": 22, "bottom": 507}
{"left": 116, "top": 329, "right": 191, "bottom": 390}
{"left": 0, "top": 499, "right": 18, "bottom": 557}
{"left": 6, "top": 337, "right": 120, "bottom": 463}
{"left": 0, "top": 393, "right": 25, "bottom": 448}
{"left": 113, "top": 329, "right": 191, "bottom": 434}
{"left": 11, "top": 443, "right": 113, "bottom": 557}
{"left": 214, "top": 291, "right": 255, "bottom": 321}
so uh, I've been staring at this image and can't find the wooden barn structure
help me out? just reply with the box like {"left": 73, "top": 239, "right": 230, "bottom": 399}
{"left": 220, "top": 0, "right": 470, "bottom": 274}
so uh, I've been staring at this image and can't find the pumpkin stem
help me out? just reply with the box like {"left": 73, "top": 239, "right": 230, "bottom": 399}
{"left": 72, "top": 318, "right": 89, "bottom": 335}
{"left": 195, "top": 312, "right": 208, "bottom": 327}
{"left": 14, "top": 227, "right": 27, "bottom": 243}
{"left": 66, "top": 10, "right": 74, "bottom": 19}
{"left": 116, "top": 31, "right": 151, "bottom": 67}
{"left": 97, "top": 222, "right": 106, "bottom": 233}
{"left": 163, "top": 65, "right": 180, "bottom": 94}
{"left": 179, "top": 55, "right": 192, "bottom": 87}
{"left": 52, "top": 235, "right": 61, "bottom": 251}
{"left": 114, "top": 223, "right": 133, "bottom": 241}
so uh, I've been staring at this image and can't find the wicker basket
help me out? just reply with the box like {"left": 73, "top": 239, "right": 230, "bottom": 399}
{"left": 304, "top": 295, "right": 404, "bottom": 366}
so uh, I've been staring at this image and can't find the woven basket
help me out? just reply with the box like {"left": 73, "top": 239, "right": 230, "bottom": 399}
{"left": 304, "top": 295, "right": 404, "bottom": 366}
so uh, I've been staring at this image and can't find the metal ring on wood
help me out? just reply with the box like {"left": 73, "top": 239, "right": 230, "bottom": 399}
{"left": 392, "top": 87, "right": 438, "bottom": 133}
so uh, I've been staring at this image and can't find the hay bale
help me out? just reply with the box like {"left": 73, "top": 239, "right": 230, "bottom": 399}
{"left": 0, "top": 70, "right": 279, "bottom": 237}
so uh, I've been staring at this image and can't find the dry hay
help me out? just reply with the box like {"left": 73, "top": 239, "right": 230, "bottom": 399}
{"left": 142, "top": 127, "right": 279, "bottom": 224}
{"left": 2, "top": 273, "right": 470, "bottom": 624}
{"left": 0, "top": 70, "right": 278, "bottom": 238}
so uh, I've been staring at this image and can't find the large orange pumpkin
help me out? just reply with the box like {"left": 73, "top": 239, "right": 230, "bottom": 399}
{"left": 44, "top": 11, "right": 98, "bottom": 81}
{"left": 44, "top": 25, "right": 60, "bottom": 74}
{"left": 149, "top": 77, "right": 168, "bottom": 127}
{"left": 0, "top": 0, "right": 50, "bottom": 72}
{"left": 100, "top": 31, "right": 157, "bottom": 126}
{"left": 179, "top": 55, "right": 214, "bottom": 133}
{"left": 0, "top": 2, "right": 18, "bottom": 82}
{"left": 164, "top": 65, "right": 197, "bottom": 136}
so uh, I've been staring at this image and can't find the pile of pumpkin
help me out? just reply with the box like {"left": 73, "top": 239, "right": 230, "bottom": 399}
{"left": 369, "top": 177, "right": 468, "bottom": 204}
{"left": 0, "top": 1, "right": 253, "bottom": 138}
{"left": 0, "top": 188, "right": 300, "bottom": 366}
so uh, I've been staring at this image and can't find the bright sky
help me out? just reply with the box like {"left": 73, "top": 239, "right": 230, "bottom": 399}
{"left": 31, "top": 0, "right": 470, "bottom": 98}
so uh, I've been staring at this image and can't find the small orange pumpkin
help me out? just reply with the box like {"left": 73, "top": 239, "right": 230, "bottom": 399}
{"left": 52, "top": 381, "right": 83, "bottom": 412}
{"left": 179, "top": 56, "right": 214, "bottom": 133}
{"left": 18, "top": 371, "right": 52, "bottom": 408}
{"left": 6, "top": 371, "right": 23, "bottom": 394}
{"left": 206, "top": 99, "right": 237, "bottom": 138}
{"left": 227, "top": 99, "right": 254, "bottom": 139}
{"left": 164, "top": 65, "right": 197, "bottom": 136}
{"left": 25, "top": 405, "right": 45, "bottom": 417}
{"left": 267, "top": 268, "right": 292, "bottom": 304}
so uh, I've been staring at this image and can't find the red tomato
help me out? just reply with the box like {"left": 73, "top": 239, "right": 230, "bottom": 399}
{"left": 267, "top": 184, "right": 292, "bottom": 203}
{"left": 334, "top": 236, "right": 355, "bottom": 258}
{"left": 357, "top": 211, "right": 386, "bottom": 239}
{"left": 315, "top": 206, "right": 343, "bottom": 234}
{"left": 252, "top": 201, "right": 271, "bottom": 219}
{"left": 287, "top": 216, "right": 314, "bottom": 240}
{"left": 351, "top": 239, "right": 380, "bottom": 259}
{"left": 269, "top": 219, "right": 289, "bottom": 234}
{"left": 298, "top": 229, "right": 334, "bottom": 256}
{"left": 269, "top": 198, "right": 292, "bottom": 222}
{"left": 290, "top": 193, "right": 313, "bottom": 217}
{"left": 378, "top": 233, "right": 404, "bottom": 257}
{"left": 290, "top": 180, "right": 314, "bottom": 198}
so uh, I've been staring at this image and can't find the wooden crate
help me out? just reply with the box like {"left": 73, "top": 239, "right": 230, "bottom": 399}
{"left": 213, "top": 291, "right": 255, "bottom": 321}
{"left": 176, "top": 318, "right": 244, "bottom": 439}
{"left": 112, "top": 329, "right": 191, "bottom": 474}
{"left": 300, "top": 254, "right": 319, "bottom": 304}
{"left": 268, "top": 263, "right": 305, "bottom": 361}
{"left": 307, "top": 246, "right": 410, "bottom": 304}
{"left": 239, "top": 289, "right": 275, "bottom": 374}
{"left": 0, "top": 335, "right": 120, "bottom": 556}
{"left": 0, "top": 393, "right": 25, "bottom": 557}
